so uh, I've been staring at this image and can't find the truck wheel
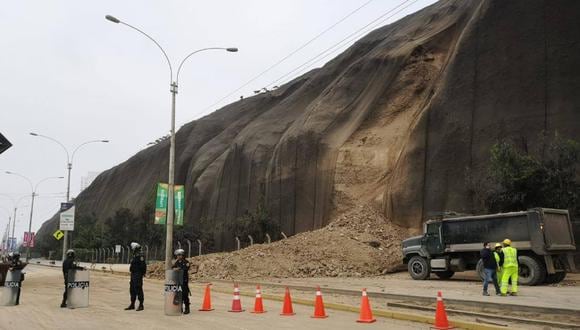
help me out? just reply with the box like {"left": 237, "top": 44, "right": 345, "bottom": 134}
{"left": 518, "top": 255, "right": 546, "bottom": 286}
{"left": 435, "top": 271, "right": 454, "bottom": 279}
{"left": 408, "top": 256, "right": 430, "bottom": 280}
{"left": 544, "top": 271, "right": 566, "bottom": 284}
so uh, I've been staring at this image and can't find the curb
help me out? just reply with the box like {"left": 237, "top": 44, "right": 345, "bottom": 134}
{"left": 209, "top": 278, "right": 580, "bottom": 316}
{"left": 207, "top": 285, "right": 506, "bottom": 330}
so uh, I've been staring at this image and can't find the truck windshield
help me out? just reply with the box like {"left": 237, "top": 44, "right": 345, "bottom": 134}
{"left": 426, "top": 223, "right": 439, "bottom": 235}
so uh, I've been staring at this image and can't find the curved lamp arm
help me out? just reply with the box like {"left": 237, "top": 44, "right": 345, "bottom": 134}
{"left": 34, "top": 176, "right": 64, "bottom": 192}
{"left": 5, "top": 171, "right": 33, "bottom": 192}
{"left": 71, "top": 140, "right": 109, "bottom": 164}
{"left": 106, "top": 15, "right": 173, "bottom": 84}
{"left": 29, "top": 132, "right": 70, "bottom": 163}
{"left": 176, "top": 47, "right": 238, "bottom": 84}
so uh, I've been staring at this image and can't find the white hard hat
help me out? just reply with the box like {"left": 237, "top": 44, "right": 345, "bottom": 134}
{"left": 130, "top": 242, "right": 141, "bottom": 250}
{"left": 174, "top": 249, "right": 185, "bottom": 256}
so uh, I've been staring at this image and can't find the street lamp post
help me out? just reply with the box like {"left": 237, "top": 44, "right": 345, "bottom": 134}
{"left": 5, "top": 171, "right": 63, "bottom": 262}
{"left": 0, "top": 194, "right": 29, "bottom": 252}
{"left": 105, "top": 14, "right": 237, "bottom": 271}
{"left": 29, "top": 133, "right": 109, "bottom": 260}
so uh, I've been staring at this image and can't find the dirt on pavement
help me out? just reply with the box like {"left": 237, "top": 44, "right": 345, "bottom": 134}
{"left": 148, "top": 205, "right": 414, "bottom": 280}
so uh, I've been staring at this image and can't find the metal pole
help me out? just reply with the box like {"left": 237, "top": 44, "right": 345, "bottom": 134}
{"left": 235, "top": 237, "right": 240, "bottom": 251}
{"left": 265, "top": 233, "right": 271, "bottom": 244}
{"left": 11, "top": 208, "right": 16, "bottom": 252}
{"left": 165, "top": 82, "right": 177, "bottom": 270}
{"left": 62, "top": 163, "right": 72, "bottom": 261}
{"left": 197, "top": 239, "right": 202, "bottom": 256}
{"left": 248, "top": 235, "right": 254, "bottom": 246}
{"left": 25, "top": 192, "right": 36, "bottom": 262}
{"left": 144, "top": 245, "right": 149, "bottom": 262}
{"left": 186, "top": 240, "right": 191, "bottom": 258}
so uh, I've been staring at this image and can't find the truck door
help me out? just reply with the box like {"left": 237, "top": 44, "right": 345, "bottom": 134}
{"left": 424, "top": 222, "right": 443, "bottom": 256}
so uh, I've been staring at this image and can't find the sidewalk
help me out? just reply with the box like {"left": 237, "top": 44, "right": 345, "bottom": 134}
{"left": 255, "top": 272, "right": 580, "bottom": 312}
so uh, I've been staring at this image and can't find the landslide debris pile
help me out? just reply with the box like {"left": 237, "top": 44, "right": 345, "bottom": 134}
{"left": 148, "top": 205, "right": 412, "bottom": 280}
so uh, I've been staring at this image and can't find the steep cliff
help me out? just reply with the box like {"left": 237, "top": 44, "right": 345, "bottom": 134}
{"left": 36, "top": 0, "right": 580, "bottom": 250}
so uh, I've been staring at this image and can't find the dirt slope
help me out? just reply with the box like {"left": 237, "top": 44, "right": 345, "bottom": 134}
{"left": 37, "top": 0, "right": 580, "bottom": 250}
{"left": 147, "top": 205, "right": 414, "bottom": 279}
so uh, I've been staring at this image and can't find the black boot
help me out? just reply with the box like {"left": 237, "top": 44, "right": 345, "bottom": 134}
{"left": 60, "top": 302, "right": 67, "bottom": 308}
{"left": 136, "top": 302, "right": 144, "bottom": 311}
{"left": 124, "top": 303, "right": 135, "bottom": 310}
{"left": 184, "top": 304, "right": 190, "bottom": 314}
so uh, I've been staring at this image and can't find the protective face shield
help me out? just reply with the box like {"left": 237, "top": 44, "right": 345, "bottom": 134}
{"left": 130, "top": 242, "right": 141, "bottom": 251}
{"left": 174, "top": 249, "right": 185, "bottom": 257}
{"left": 66, "top": 249, "right": 75, "bottom": 258}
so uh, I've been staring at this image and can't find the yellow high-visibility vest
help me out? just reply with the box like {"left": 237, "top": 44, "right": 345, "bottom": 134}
{"left": 493, "top": 251, "right": 500, "bottom": 263}
{"left": 503, "top": 246, "right": 518, "bottom": 268}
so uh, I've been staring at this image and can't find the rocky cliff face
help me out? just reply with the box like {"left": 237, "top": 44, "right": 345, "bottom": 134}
{"left": 37, "top": 0, "right": 580, "bottom": 249}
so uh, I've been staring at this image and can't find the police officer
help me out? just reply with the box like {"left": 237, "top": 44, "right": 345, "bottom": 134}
{"left": 126, "top": 242, "right": 146, "bottom": 311}
{"left": 499, "top": 238, "right": 518, "bottom": 296}
{"left": 172, "top": 249, "right": 191, "bottom": 314}
{"left": 61, "top": 249, "right": 85, "bottom": 308}
{"left": 8, "top": 252, "right": 25, "bottom": 305}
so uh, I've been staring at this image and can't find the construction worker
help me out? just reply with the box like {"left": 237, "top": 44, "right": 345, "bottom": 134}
{"left": 493, "top": 243, "right": 503, "bottom": 291}
{"left": 499, "top": 238, "right": 518, "bottom": 296}
{"left": 480, "top": 242, "right": 500, "bottom": 295}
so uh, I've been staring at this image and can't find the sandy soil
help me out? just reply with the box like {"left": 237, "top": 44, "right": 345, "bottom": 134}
{"left": 0, "top": 265, "right": 424, "bottom": 330}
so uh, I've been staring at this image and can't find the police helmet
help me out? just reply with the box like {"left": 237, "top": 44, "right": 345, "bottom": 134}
{"left": 130, "top": 242, "right": 141, "bottom": 251}
{"left": 66, "top": 249, "right": 75, "bottom": 258}
{"left": 502, "top": 238, "right": 512, "bottom": 246}
{"left": 174, "top": 249, "right": 185, "bottom": 256}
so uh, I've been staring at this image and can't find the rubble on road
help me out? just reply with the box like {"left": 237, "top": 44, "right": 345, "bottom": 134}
{"left": 147, "top": 205, "right": 412, "bottom": 280}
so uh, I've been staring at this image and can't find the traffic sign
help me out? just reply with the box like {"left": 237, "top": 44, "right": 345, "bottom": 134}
{"left": 53, "top": 230, "right": 64, "bottom": 240}
{"left": 115, "top": 245, "right": 121, "bottom": 253}
{"left": 60, "top": 205, "right": 75, "bottom": 231}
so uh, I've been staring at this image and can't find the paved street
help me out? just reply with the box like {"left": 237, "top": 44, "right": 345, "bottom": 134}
{"left": 0, "top": 265, "right": 426, "bottom": 330}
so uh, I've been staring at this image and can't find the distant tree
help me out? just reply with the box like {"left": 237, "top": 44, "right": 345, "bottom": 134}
{"left": 485, "top": 135, "right": 580, "bottom": 218}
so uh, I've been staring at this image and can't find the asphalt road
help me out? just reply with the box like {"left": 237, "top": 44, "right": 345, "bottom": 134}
{"left": 0, "top": 265, "right": 426, "bottom": 330}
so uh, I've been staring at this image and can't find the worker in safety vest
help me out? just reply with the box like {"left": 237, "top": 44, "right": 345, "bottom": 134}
{"left": 499, "top": 238, "right": 518, "bottom": 296}
{"left": 493, "top": 243, "right": 503, "bottom": 287}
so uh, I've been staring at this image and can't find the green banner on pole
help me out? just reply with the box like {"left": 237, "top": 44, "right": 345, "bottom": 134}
{"left": 174, "top": 185, "right": 185, "bottom": 226}
{"left": 155, "top": 183, "right": 168, "bottom": 225}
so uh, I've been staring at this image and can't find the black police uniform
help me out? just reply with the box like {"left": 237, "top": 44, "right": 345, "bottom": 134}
{"left": 128, "top": 253, "right": 147, "bottom": 310}
{"left": 173, "top": 258, "right": 191, "bottom": 313}
{"left": 9, "top": 258, "right": 25, "bottom": 305}
{"left": 61, "top": 257, "right": 83, "bottom": 307}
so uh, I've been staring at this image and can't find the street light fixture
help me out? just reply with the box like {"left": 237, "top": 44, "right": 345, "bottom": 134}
{"left": 29, "top": 132, "right": 109, "bottom": 259}
{"left": 105, "top": 14, "right": 238, "bottom": 273}
{"left": 5, "top": 171, "right": 63, "bottom": 262}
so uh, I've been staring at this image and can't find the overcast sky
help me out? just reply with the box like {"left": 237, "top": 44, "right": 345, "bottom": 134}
{"left": 0, "top": 0, "right": 437, "bottom": 244}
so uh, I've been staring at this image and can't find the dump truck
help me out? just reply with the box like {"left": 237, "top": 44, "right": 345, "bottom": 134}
{"left": 402, "top": 208, "right": 577, "bottom": 285}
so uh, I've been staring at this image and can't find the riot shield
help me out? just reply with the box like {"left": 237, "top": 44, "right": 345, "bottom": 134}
{"left": 0, "top": 269, "right": 21, "bottom": 306}
{"left": 67, "top": 269, "right": 90, "bottom": 308}
{"left": 164, "top": 269, "right": 183, "bottom": 315}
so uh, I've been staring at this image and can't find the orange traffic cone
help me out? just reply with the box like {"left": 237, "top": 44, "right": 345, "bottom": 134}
{"left": 311, "top": 286, "right": 328, "bottom": 318}
{"left": 228, "top": 283, "right": 244, "bottom": 312}
{"left": 251, "top": 285, "right": 266, "bottom": 313}
{"left": 434, "top": 291, "right": 452, "bottom": 329}
{"left": 356, "top": 288, "right": 376, "bottom": 323}
{"left": 280, "top": 287, "right": 295, "bottom": 316}
{"left": 199, "top": 283, "right": 214, "bottom": 311}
